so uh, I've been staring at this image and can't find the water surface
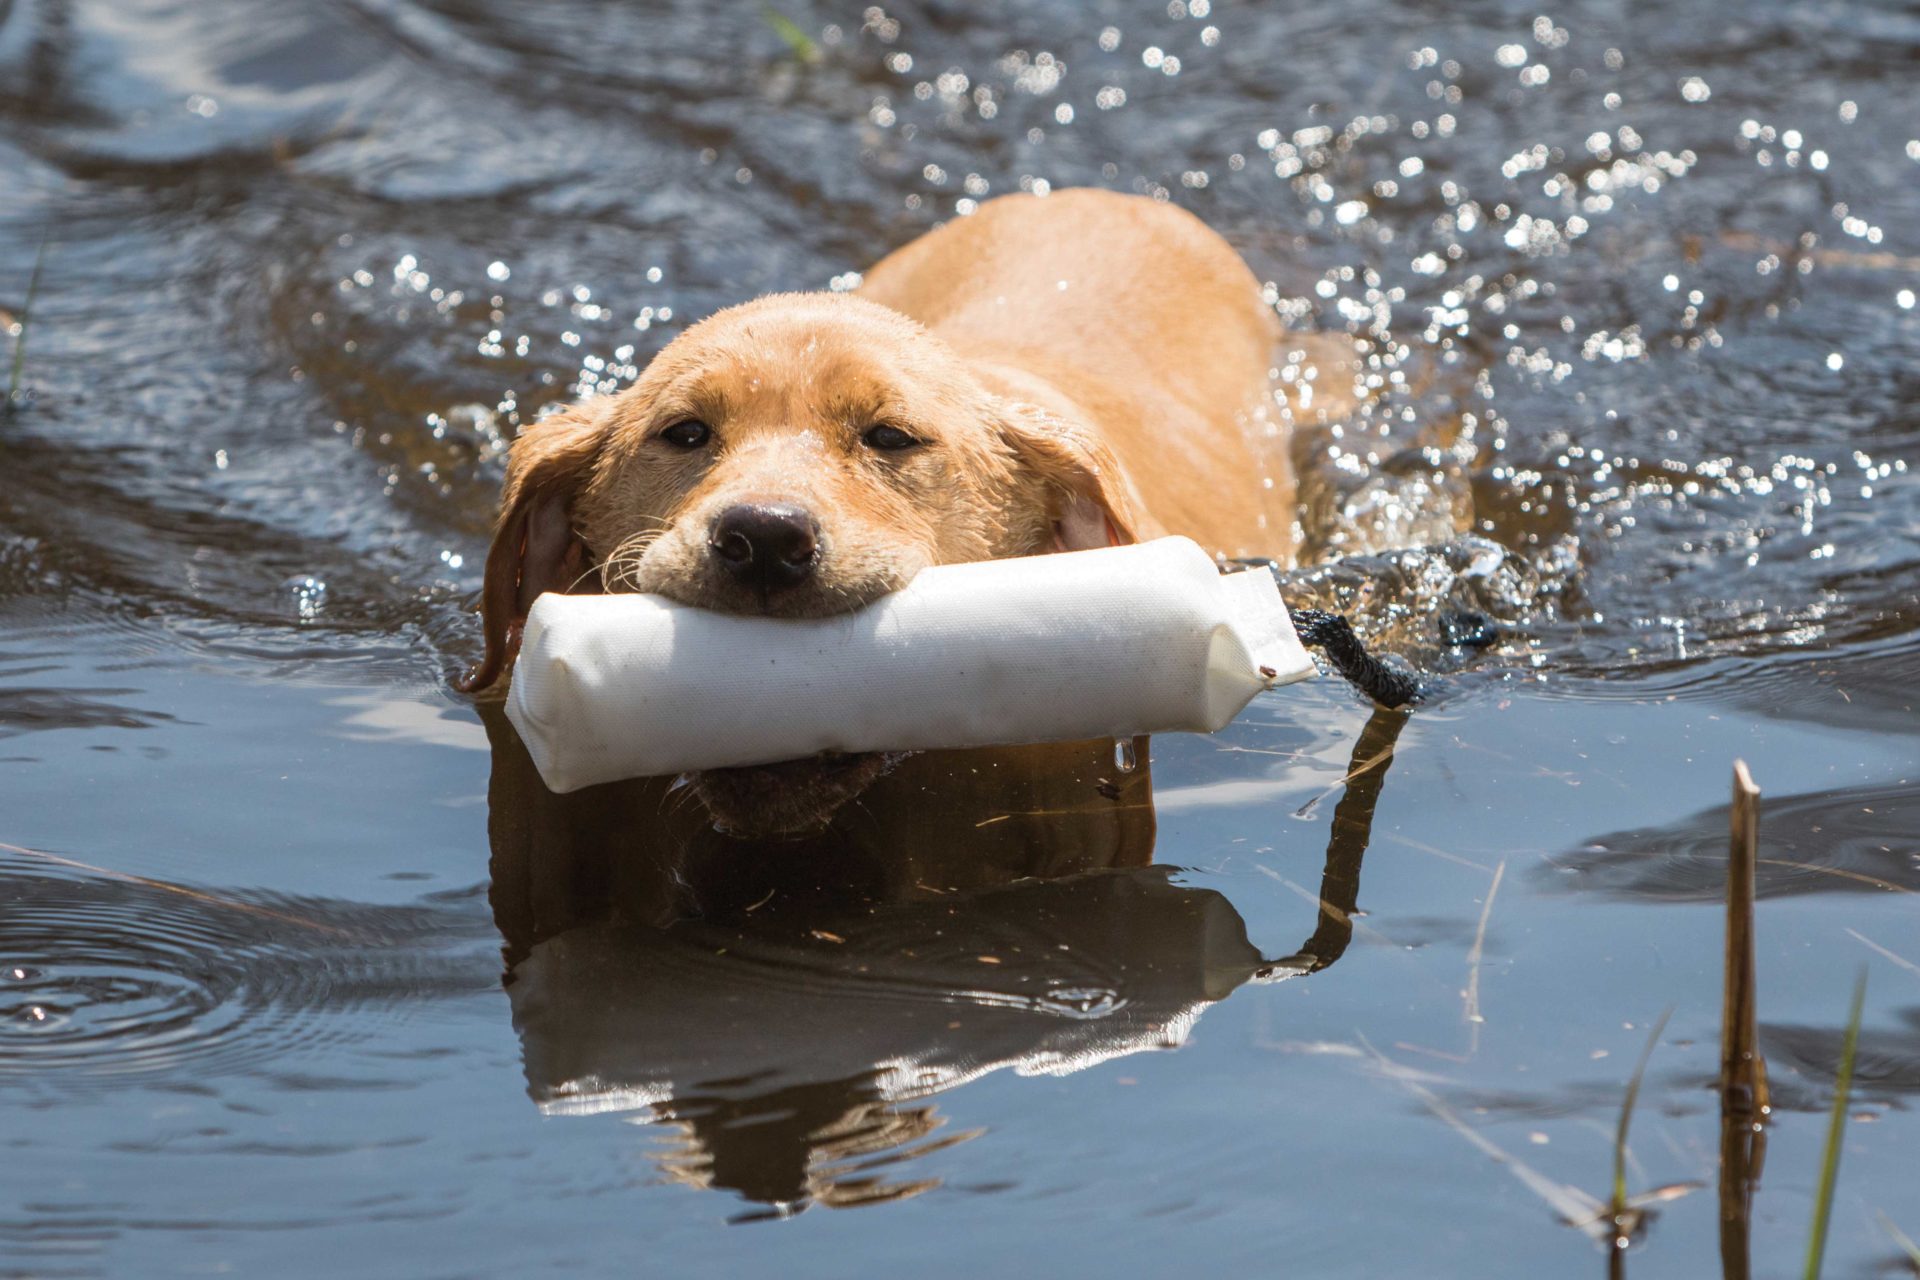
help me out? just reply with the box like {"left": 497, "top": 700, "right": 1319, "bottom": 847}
{"left": 2, "top": 1, "right": 1917, "bottom": 1275}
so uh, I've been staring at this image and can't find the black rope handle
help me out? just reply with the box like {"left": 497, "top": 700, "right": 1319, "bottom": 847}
{"left": 1286, "top": 607, "right": 1423, "bottom": 709}
{"left": 1223, "top": 557, "right": 1423, "bottom": 708}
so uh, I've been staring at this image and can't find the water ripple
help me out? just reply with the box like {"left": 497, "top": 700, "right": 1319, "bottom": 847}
{"left": 0, "top": 850, "right": 497, "bottom": 1087}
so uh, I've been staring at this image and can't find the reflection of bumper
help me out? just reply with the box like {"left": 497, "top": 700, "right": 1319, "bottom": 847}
{"left": 536, "top": 1075, "right": 674, "bottom": 1119}
{"left": 512, "top": 867, "right": 1266, "bottom": 1120}
{"left": 531, "top": 1000, "right": 1215, "bottom": 1121}
{"left": 876, "top": 999, "right": 1212, "bottom": 1097}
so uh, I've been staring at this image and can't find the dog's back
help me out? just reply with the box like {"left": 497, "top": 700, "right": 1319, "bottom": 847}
{"left": 862, "top": 189, "right": 1332, "bottom": 561}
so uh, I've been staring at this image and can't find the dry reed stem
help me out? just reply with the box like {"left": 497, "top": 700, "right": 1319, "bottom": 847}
{"left": 1461, "top": 860, "right": 1506, "bottom": 1056}
{"left": 1719, "top": 760, "right": 1769, "bottom": 1280}
{"left": 1722, "top": 761, "right": 1769, "bottom": 1117}
{"left": 1845, "top": 928, "right": 1920, "bottom": 980}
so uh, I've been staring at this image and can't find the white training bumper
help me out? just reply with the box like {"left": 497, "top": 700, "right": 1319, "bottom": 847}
{"left": 505, "top": 536, "right": 1316, "bottom": 792}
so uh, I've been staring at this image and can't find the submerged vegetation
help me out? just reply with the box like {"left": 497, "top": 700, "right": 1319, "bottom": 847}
{"left": 1417, "top": 765, "right": 1891, "bottom": 1277}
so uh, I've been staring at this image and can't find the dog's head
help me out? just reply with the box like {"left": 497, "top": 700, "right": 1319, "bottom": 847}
{"left": 463, "top": 292, "right": 1140, "bottom": 834}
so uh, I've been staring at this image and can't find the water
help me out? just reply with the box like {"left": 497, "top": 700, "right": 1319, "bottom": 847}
{"left": 2, "top": 0, "right": 1916, "bottom": 1274}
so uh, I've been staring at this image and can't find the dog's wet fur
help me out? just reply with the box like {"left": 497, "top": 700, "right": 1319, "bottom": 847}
{"left": 465, "top": 189, "right": 1357, "bottom": 836}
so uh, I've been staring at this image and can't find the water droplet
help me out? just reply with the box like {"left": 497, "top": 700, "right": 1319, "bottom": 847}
{"left": 1113, "top": 739, "right": 1137, "bottom": 773}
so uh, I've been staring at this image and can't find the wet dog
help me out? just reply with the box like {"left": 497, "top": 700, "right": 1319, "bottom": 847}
{"left": 464, "top": 189, "right": 1351, "bottom": 835}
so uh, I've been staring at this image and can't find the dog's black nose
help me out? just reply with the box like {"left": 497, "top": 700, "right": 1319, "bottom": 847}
{"left": 708, "top": 503, "right": 820, "bottom": 591}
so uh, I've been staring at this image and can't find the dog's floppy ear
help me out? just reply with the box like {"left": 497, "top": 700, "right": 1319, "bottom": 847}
{"left": 996, "top": 401, "right": 1145, "bottom": 551}
{"left": 456, "top": 402, "right": 608, "bottom": 694}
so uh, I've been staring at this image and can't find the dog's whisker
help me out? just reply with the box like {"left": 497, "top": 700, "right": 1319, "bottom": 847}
{"left": 598, "top": 527, "right": 668, "bottom": 594}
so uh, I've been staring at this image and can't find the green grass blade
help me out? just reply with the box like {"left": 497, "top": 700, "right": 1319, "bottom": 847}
{"left": 1613, "top": 1006, "right": 1675, "bottom": 1219}
{"left": 1803, "top": 968, "right": 1868, "bottom": 1280}
{"left": 6, "top": 227, "right": 49, "bottom": 413}
{"left": 760, "top": 7, "right": 820, "bottom": 62}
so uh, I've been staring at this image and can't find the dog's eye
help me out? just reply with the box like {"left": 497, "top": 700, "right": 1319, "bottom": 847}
{"left": 659, "top": 420, "right": 712, "bottom": 449}
{"left": 861, "top": 423, "right": 920, "bottom": 451}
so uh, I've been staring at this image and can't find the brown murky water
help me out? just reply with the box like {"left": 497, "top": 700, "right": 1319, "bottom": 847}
{"left": 2, "top": 1, "right": 1917, "bottom": 1275}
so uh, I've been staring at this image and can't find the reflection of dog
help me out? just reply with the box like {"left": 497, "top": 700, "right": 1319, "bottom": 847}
{"left": 511, "top": 871, "right": 1262, "bottom": 1215}
{"left": 464, "top": 189, "right": 1353, "bottom": 835}
{"left": 482, "top": 704, "right": 1245, "bottom": 1214}
{"left": 480, "top": 699, "right": 1159, "bottom": 951}
{"left": 482, "top": 705, "right": 1403, "bottom": 1216}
